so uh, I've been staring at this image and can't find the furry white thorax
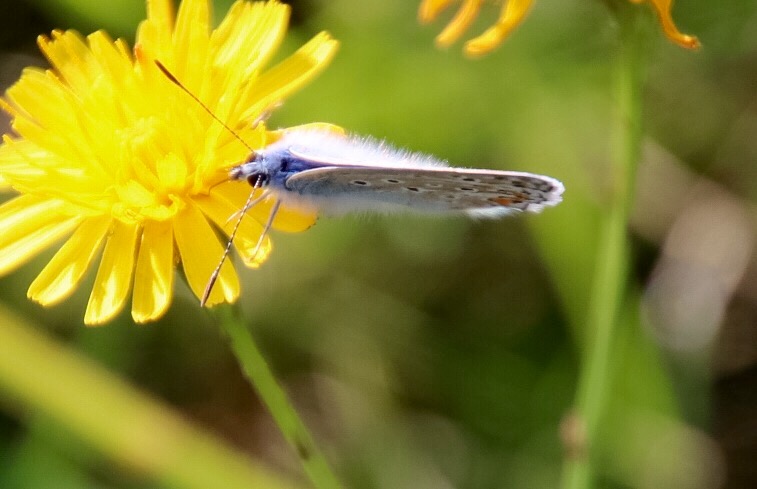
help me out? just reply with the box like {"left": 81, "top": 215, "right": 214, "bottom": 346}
{"left": 266, "top": 129, "right": 448, "bottom": 169}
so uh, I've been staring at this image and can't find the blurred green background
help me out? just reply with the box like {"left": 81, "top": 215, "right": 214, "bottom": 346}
{"left": 1, "top": 0, "right": 756, "bottom": 488}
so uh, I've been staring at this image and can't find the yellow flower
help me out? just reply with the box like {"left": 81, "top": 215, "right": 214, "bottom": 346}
{"left": 0, "top": 0, "right": 338, "bottom": 325}
{"left": 418, "top": 0, "right": 700, "bottom": 57}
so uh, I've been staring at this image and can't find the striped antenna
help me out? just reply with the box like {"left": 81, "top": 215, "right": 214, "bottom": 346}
{"left": 155, "top": 60, "right": 272, "bottom": 306}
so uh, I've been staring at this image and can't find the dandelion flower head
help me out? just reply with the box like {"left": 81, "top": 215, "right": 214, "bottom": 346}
{"left": 0, "top": 0, "right": 338, "bottom": 324}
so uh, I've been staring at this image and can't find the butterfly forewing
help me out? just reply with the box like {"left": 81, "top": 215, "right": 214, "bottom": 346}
{"left": 284, "top": 166, "right": 563, "bottom": 215}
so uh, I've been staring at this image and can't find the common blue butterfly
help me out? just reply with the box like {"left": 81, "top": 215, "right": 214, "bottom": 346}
{"left": 153, "top": 61, "right": 564, "bottom": 305}
{"left": 231, "top": 129, "right": 564, "bottom": 218}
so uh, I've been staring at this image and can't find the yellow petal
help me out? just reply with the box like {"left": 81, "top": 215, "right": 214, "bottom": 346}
{"left": 269, "top": 123, "right": 346, "bottom": 140}
{"left": 0, "top": 216, "right": 81, "bottom": 275}
{"left": 4, "top": 71, "right": 104, "bottom": 174}
{"left": 172, "top": 0, "right": 210, "bottom": 89}
{"left": 630, "top": 0, "right": 700, "bottom": 49}
{"left": 37, "top": 30, "right": 95, "bottom": 96}
{"left": 0, "top": 195, "right": 66, "bottom": 250}
{"left": 211, "top": 1, "right": 290, "bottom": 78}
{"left": 147, "top": 0, "right": 175, "bottom": 38}
{"left": 213, "top": 180, "right": 317, "bottom": 234}
{"left": 418, "top": 0, "right": 455, "bottom": 23}
{"left": 272, "top": 206, "right": 318, "bottom": 233}
{"left": 173, "top": 201, "right": 239, "bottom": 306}
{"left": 6, "top": 68, "right": 74, "bottom": 130}
{"left": 28, "top": 216, "right": 111, "bottom": 305}
{"left": 237, "top": 32, "right": 338, "bottom": 123}
{"left": 435, "top": 0, "right": 484, "bottom": 48}
{"left": 84, "top": 221, "right": 140, "bottom": 325}
{"left": 0, "top": 195, "right": 81, "bottom": 264}
{"left": 0, "top": 136, "right": 107, "bottom": 203}
{"left": 136, "top": 0, "right": 176, "bottom": 63}
{"left": 88, "top": 31, "right": 135, "bottom": 91}
{"left": 464, "top": 0, "right": 534, "bottom": 57}
{"left": 194, "top": 190, "right": 271, "bottom": 267}
{"left": 132, "top": 220, "right": 174, "bottom": 323}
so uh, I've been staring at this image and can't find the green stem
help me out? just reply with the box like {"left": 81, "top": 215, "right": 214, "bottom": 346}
{"left": 562, "top": 6, "right": 646, "bottom": 488}
{"left": 215, "top": 305, "right": 342, "bottom": 489}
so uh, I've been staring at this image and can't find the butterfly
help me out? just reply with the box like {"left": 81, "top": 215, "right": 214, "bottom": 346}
{"left": 231, "top": 129, "right": 564, "bottom": 218}
{"left": 153, "top": 61, "right": 564, "bottom": 305}
{"left": 201, "top": 129, "right": 564, "bottom": 304}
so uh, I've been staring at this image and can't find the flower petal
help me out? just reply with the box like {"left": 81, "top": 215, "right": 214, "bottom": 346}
{"left": 4, "top": 70, "right": 107, "bottom": 182}
{"left": 173, "top": 201, "right": 239, "bottom": 306}
{"left": 0, "top": 196, "right": 76, "bottom": 267}
{"left": 38, "top": 30, "right": 96, "bottom": 96}
{"left": 212, "top": 180, "right": 317, "bottom": 234}
{"left": 194, "top": 189, "right": 272, "bottom": 267}
{"left": 84, "top": 221, "right": 140, "bottom": 325}
{"left": 0, "top": 215, "right": 81, "bottom": 275}
{"left": 418, "top": 0, "right": 456, "bottom": 23}
{"left": 28, "top": 216, "right": 111, "bottom": 305}
{"left": 464, "top": 0, "right": 534, "bottom": 57}
{"left": 211, "top": 1, "right": 289, "bottom": 78}
{"left": 237, "top": 32, "right": 338, "bottom": 123}
{"left": 629, "top": 0, "right": 700, "bottom": 49}
{"left": 132, "top": 219, "right": 174, "bottom": 323}
{"left": 172, "top": 0, "right": 210, "bottom": 89}
{"left": 136, "top": 0, "right": 176, "bottom": 62}
{"left": 435, "top": 0, "right": 484, "bottom": 48}
{"left": 0, "top": 195, "right": 64, "bottom": 236}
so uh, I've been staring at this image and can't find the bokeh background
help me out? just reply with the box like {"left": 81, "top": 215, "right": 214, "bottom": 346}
{"left": 1, "top": 0, "right": 756, "bottom": 488}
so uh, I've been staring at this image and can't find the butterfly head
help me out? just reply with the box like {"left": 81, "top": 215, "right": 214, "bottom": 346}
{"left": 229, "top": 151, "right": 272, "bottom": 188}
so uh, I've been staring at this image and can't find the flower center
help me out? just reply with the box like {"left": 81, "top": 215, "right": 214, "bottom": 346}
{"left": 109, "top": 117, "right": 191, "bottom": 224}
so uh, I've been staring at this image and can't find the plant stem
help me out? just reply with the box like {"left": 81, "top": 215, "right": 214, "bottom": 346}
{"left": 215, "top": 305, "right": 343, "bottom": 489}
{"left": 561, "top": 5, "right": 646, "bottom": 488}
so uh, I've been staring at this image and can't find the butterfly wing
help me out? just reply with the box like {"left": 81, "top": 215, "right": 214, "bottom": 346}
{"left": 283, "top": 165, "right": 564, "bottom": 217}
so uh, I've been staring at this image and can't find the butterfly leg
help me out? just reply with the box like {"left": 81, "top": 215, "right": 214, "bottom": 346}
{"left": 201, "top": 181, "right": 270, "bottom": 306}
{"left": 248, "top": 198, "right": 281, "bottom": 261}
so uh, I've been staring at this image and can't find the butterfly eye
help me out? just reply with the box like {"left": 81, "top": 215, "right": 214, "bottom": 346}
{"left": 247, "top": 173, "right": 270, "bottom": 187}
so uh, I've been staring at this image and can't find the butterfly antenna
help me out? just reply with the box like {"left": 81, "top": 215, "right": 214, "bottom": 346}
{"left": 156, "top": 61, "right": 280, "bottom": 306}
{"left": 154, "top": 60, "right": 256, "bottom": 154}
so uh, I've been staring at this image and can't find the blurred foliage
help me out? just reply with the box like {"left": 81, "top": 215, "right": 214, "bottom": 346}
{"left": 1, "top": 0, "right": 756, "bottom": 488}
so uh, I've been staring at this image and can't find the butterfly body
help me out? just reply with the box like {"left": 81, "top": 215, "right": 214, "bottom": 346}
{"left": 230, "top": 129, "right": 564, "bottom": 217}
